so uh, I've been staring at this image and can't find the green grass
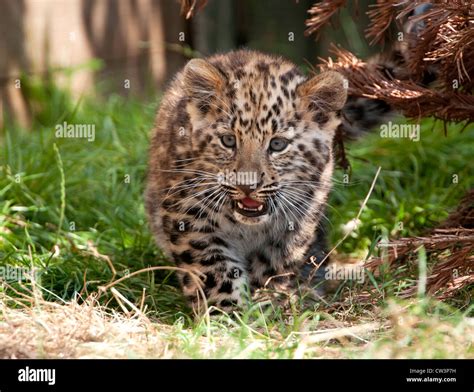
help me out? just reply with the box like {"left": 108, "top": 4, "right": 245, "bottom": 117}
{"left": 331, "top": 122, "right": 473, "bottom": 255}
{"left": 0, "top": 85, "right": 473, "bottom": 358}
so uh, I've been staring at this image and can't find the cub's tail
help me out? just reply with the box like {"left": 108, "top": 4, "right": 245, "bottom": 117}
{"left": 341, "top": 96, "right": 393, "bottom": 139}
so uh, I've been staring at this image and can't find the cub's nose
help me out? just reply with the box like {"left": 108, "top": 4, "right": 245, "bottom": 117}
{"left": 233, "top": 170, "right": 264, "bottom": 196}
{"left": 235, "top": 175, "right": 264, "bottom": 196}
{"left": 236, "top": 184, "right": 258, "bottom": 196}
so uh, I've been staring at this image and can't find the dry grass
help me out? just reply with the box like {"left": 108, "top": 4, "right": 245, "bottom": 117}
{"left": 1, "top": 284, "right": 472, "bottom": 359}
{"left": 0, "top": 292, "right": 171, "bottom": 359}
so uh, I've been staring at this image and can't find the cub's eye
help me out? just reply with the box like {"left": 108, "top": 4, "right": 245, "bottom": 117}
{"left": 269, "top": 137, "right": 289, "bottom": 153}
{"left": 220, "top": 135, "right": 236, "bottom": 149}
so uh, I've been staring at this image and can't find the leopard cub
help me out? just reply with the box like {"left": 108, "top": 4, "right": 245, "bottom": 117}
{"left": 146, "top": 50, "right": 347, "bottom": 313}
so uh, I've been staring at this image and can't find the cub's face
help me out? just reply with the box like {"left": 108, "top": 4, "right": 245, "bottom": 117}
{"left": 181, "top": 56, "right": 347, "bottom": 226}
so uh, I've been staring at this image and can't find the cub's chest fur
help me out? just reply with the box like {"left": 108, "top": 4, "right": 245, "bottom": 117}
{"left": 145, "top": 49, "right": 347, "bottom": 313}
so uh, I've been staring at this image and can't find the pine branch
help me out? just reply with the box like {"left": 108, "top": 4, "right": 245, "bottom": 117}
{"left": 304, "top": 0, "right": 349, "bottom": 38}
{"left": 320, "top": 45, "right": 474, "bottom": 124}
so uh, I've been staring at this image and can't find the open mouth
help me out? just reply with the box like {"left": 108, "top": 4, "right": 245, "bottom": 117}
{"left": 233, "top": 197, "right": 268, "bottom": 217}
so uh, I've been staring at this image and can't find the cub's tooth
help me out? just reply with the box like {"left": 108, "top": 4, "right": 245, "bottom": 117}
{"left": 257, "top": 204, "right": 263, "bottom": 211}
{"left": 237, "top": 202, "right": 244, "bottom": 209}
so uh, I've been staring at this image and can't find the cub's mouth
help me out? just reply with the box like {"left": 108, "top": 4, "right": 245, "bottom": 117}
{"left": 233, "top": 197, "right": 268, "bottom": 217}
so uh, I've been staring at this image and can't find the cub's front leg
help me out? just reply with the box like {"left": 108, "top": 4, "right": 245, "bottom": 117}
{"left": 170, "top": 239, "right": 249, "bottom": 313}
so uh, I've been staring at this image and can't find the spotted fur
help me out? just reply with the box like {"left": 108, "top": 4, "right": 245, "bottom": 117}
{"left": 145, "top": 50, "right": 347, "bottom": 313}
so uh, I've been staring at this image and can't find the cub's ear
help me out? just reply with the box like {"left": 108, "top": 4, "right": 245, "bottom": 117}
{"left": 183, "top": 59, "right": 226, "bottom": 100}
{"left": 296, "top": 71, "right": 348, "bottom": 112}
